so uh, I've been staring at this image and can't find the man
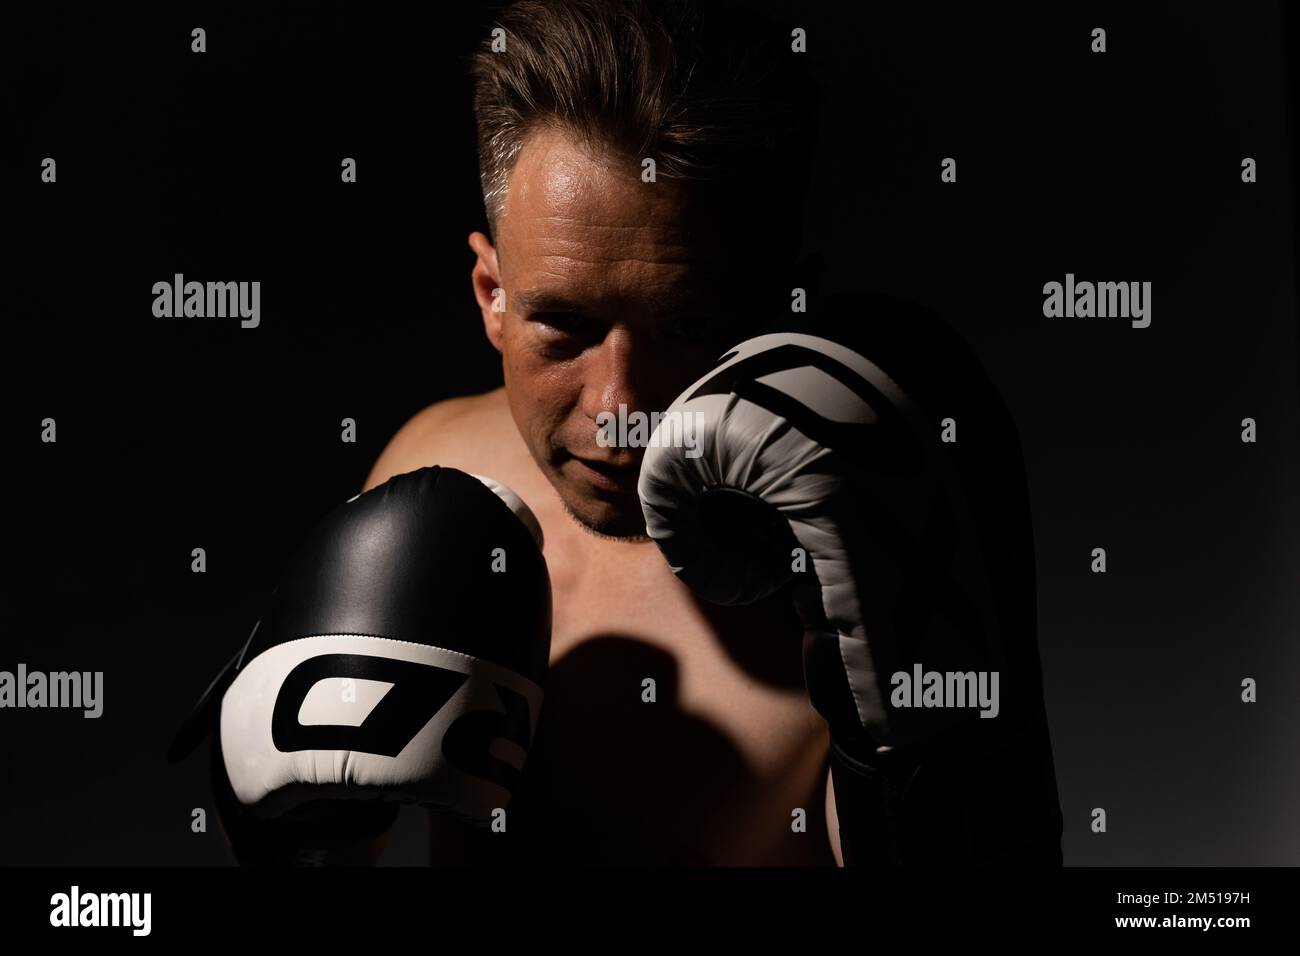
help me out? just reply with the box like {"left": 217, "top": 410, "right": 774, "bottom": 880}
{"left": 363, "top": 0, "right": 838, "bottom": 866}
{"left": 200, "top": 0, "right": 1062, "bottom": 866}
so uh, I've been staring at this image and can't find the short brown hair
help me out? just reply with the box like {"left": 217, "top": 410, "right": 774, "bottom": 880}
{"left": 470, "top": 0, "right": 817, "bottom": 251}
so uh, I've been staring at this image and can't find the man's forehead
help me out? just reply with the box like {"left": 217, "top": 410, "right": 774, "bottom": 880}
{"left": 495, "top": 129, "right": 756, "bottom": 309}
{"left": 512, "top": 280, "right": 720, "bottom": 316}
{"left": 503, "top": 128, "right": 702, "bottom": 234}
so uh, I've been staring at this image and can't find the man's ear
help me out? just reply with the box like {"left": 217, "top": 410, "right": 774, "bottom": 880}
{"left": 468, "top": 230, "right": 505, "bottom": 352}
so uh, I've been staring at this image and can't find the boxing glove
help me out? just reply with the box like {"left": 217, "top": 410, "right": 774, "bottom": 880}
{"left": 171, "top": 466, "right": 551, "bottom": 864}
{"left": 638, "top": 309, "right": 1062, "bottom": 865}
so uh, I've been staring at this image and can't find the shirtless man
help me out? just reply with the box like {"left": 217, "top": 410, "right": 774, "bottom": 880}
{"left": 198, "top": 0, "right": 1061, "bottom": 867}
{"left": 360, "top": 4, "right": 836, "bottom": 865}
{"left": 359, "top": 136, "right": 834, "bottom": 862}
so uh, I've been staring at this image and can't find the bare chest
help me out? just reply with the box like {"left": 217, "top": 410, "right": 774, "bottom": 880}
{"left": 498, "top": 526, "right": 834, "bottom": 865}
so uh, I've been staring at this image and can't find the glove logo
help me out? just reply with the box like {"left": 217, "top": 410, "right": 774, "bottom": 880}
{"left": 442, "top": 684, "right": 533, "bottom": 793}
{"left": 270, "top": 654, "right": 534, "bottom": 790}
{"left": 272, "top": 654, "right": 468, "bottom": 757}
{"left": 686, "top": 342, "right": 921, "bottom": 472}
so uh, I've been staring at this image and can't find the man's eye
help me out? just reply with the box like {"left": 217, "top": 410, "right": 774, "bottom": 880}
{"left": 534, "top": 312, "right": 586, "bottom": 335}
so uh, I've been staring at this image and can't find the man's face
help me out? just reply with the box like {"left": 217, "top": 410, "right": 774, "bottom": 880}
{"left": 471, "top": 128, "right": 749, "bottom": 539}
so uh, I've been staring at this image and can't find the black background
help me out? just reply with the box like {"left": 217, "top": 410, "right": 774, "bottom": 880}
{"left": 1, "top": 1, "right": 1297, "bottom": 866}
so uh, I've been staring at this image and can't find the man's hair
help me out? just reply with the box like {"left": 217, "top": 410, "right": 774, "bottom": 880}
{"left": 470, "top": 0, "right": 818, "bottom": 250}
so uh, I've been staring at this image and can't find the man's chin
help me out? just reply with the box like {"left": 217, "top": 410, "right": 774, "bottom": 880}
{"left": 560, "top": 494, "right": 650, "bottom": 542}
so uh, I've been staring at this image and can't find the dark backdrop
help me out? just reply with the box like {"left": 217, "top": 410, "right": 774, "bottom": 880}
{"left": 1, "top": 1, "right": 1296, "bottom": 865}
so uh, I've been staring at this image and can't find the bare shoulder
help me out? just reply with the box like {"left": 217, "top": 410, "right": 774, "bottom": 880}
{"left": 362, "top": 387, "right": 519, "bottom": 492}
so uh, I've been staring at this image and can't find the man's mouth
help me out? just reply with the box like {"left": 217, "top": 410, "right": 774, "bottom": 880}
{"left": 570, "top": 455, "right": 642, "bottom": 492}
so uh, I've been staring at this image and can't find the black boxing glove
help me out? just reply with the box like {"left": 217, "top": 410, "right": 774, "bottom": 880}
{"left": 170, "top": 467, "right": 551, "bottom": 864}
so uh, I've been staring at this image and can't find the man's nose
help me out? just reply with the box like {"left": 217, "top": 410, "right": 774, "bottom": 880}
{"left": 578, "top": 327, "right": 666, "bottom": 429}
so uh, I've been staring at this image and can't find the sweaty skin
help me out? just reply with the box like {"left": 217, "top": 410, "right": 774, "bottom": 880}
{"left": 365, "top": 129, "right": 841, "bottom": 865}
